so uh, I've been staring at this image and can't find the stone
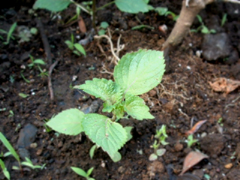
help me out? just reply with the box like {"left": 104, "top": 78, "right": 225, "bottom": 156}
{"left": 202, "top": 33, "right": 231, "bottom": 61}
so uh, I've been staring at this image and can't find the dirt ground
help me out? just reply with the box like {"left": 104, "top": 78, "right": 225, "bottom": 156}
{"left": 0, "top": 0, "right": 240, "bottom": 180}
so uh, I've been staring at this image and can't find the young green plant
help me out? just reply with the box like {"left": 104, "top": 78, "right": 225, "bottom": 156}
{"left": 185, "top": 134, "right": 198, "bottom": 148}
{"left": 149, "top": 125, "right": 168, "bottom": 161}
{"left": 65, "top": 33, "right": 86, "bottom": 56}
{"left": 191, "top": 15, "right": 216, "bottom": 34}
{"left": 46, "top": 49, "right": 165, "bottom": 162}
{"left": 71, "top": 167, "right": 95, "bottom": 180}
{"left": 0, "top": 22, "right": 17, "bottom": 45}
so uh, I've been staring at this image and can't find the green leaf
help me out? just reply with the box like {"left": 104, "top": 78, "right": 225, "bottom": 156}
{"left": 109, "top": 151, "right": 122, "bottom": 162}
{"left": 0, "top": 159, "right": 10, "bottom": 180}
{"left": 98, "top": 29, "right": 106, "bottom": 36}
{"left": 33, "top": 59, "right": 46, "bottom": 65}
{"left": 4, "top": 22, "right": 17, "bottom": 45}
{"left": 46, "top": 108, "right": 84, "bottom": 135}
{"left": 124, "top": 126, "right": 133, "bottom": 142}
{"left": 155, "top": 7, "right": 168, "bottom": 16}
{"left": 65, "top": 40, "right": 74, "bottom": 50}
{"left": 77, "top": 78, "right": 123, "bottom": 112}
{"left": 82, "top": 114, "right": 127, "bottom": 158}
{"left": 100, "top": 22, "right": 109, "bottom": 29}
{"left": 74, "top": 43, "right": 86, "bottom": 56}
{"left": 112, "top": 103, "right": 124, "bottom": 120}
{"left": 87, "top": 167, "right": 94, "bottom": 176}
{"left": 123, "top": 94, "right": 154, "bottom": 120}
{"left": 33, "top": 0, "right": 71, "bottom": 12}
{"left": 89, "top": 145, "right": 97, "bottom": 159}
{"left": 71, "top": 167, "right": 88, "bottom": 177}
{"left": 115, "top": 0, "right": 149, "bottom": 14}
{"left": 114, "top": 49, "right": 165, "bottom": 95}
{"left": 149, "top": 153, "right": 158, "bottom": 161}
{"left": 0, "top": 132, "right": 20, "bottom": 163}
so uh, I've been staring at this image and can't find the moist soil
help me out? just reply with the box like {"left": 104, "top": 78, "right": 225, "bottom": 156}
{"left": 0, "top": 1, "right": 240, "bottom": 180}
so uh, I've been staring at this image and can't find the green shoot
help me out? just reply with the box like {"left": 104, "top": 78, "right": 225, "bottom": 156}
{"left": 71, "top": 167, "right": 95, "bottom": 180}
{"left": 149, "top": 125, "right": 168, "bottom": 161}
{"left": 185, "top": 134, "right": 198, "bottom": 148}
{"left": 18, "top": 93, "right": 29, "bottom": 98}
{"left": 89, "top": 145, "right": 97, "bottom": 159}
{"left": 20, "top": 72, "right": 30, "bottom": 83}
{"left": 0, "top": 132, "right": 21, "bottom": 169}
{"left": 21, "top": 157, "right": 46, "bottom": 170}
{"left": 65, "top": 34, "right": 86, "bottom": 56}
{"left": 28, "top": 55, "right": 46, "bottom": 68}
{"left": 98, "top": 21, "right": 109, "bottom": 35}
{"left": 191, "top": 15, "right": 216, "bottom": 34}
{"left": 221, "top": 13, "right": 227, "bottom": 27}
{"left": 132, "top": 25, "right": 154, "bottom": 30}
{"left": 1, "top": 22, "right": 17, "bottom": 45}
{"left": 0, "top": 159, "right": 10, "bottom": 180}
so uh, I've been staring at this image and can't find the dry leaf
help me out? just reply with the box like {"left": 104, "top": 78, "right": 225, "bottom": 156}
{"left": 180, "top": 151, "right": 208, "bottom": 175}
{"left": 185, "top": 120, "right": 207, "bottom": 136}
{"left": 78, "top": 16, "right": 87, "bottom": 33}
{"left": 209, "top": 77, "right": 240, "bottom": 94}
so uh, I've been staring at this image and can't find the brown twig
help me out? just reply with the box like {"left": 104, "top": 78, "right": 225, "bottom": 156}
{"left": 35, "top": 18, "right": 52, "bottom": 65}
{"left": 48, "top": 59, "right": 59, "bottom": 101}
{"left": 36, "top": 18, "right": 59, "bottom": 101}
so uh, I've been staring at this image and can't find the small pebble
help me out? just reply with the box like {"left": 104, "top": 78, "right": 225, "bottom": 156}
{"left": 225, "top": 163, "right": 233, "bottom": 169}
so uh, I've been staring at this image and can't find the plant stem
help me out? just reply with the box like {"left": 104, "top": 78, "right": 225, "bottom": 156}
{"left": 92, "top": 0, "right": 97, "bottom": 33}
{"left": 70, "top": 0, "right": 91, "bottom": 15}
{"left": 96, "top": 1, "right": 115, "bottom": 11}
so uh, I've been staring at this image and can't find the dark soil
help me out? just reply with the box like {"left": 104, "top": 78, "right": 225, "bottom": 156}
{"left": 0, "top": 1, "right": 240, "bottom": 180}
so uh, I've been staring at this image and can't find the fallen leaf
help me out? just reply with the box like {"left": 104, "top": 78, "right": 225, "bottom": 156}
{"left": 209, "top": 77, "right": 240, "bottom": 94}
{"left": 78, "top": 16, "right": 86, "bottom": 33}
{"left": 185, "top": 120, "right": 207, "bottom": 135}
{"left": 180, "top": 151, "right": 208, "bottom": 175}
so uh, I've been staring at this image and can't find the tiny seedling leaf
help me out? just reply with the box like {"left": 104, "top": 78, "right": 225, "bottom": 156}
{"left": 156, "top": 148, "right": 166, "bottom": 156}
{"left": 98, "top": 29, "right": 106, "bottom": 36}
{"left": 82, "top": 114, "right": 127, "bottom": 158}
{"left": 33, "top": 59, "right": 46, "bottom": 65}
{"left": 0, "top": 132, "right": 20, "bottom": 163}
{"left": 100, "top": 22, "right": 109, "bottom": 29}
{"left": 33, "top": 0, "right": 71, "bottom": 12}
{"left": 89, "top": 145, "right": 97, "bottom": 159}
{"left": 115, "top": 0, "right": 149, "bottom": 14}
{"left": 114, "top": 49, "right": 165, "bottom": 95}
{"left": 46, "top": 108, "right": 84, "bottom": 135}
{"left": 4, "top": 22, "right": 17, "bottom": 45}
{"left": 65, "top": 40, "right": 74, "bottom": 50}
{"left": 0, "top": 159, "right": 10, "bottom": 180}
{"left": 71, "top": 167, "right": 88, "bottom": 177}
{"left": 123, "top": 93, "right": 154, "bottom": 120}
{"left": 74, "top": 43, "right": 86, "bottom": 56}
{"left": 87, "top": 167, "right": 94, "bottom": 176}
{"left": 149, "top": 153, "right": 158, "bottom": 161}
{"left": 18, "top": 93, "right": 29, "bottom": 98}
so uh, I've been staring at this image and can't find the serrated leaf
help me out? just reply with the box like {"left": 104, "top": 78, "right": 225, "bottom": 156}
{"left": 82, "top": 114, "right": 127, "bottom": 157}
{"left": 33, "top": 0, "right": 71, "bottom": 12}
{"left": 114, "top": 49, "right": 165, "bottom": 95}
{"left": 77, "top": 78, "right": 123, "bottom": 112}
{"left": 115, "top": 0, "right": 149, "bottom": 14}
{"left": 123, "top": 94, "right": 154, "bottom": 120}
{"left": 46, "top": 108, "right": 84, "bottom": 135}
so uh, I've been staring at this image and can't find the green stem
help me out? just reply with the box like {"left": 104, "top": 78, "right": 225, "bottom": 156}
{"left": 70, "top": 0, "right": 91, "bottom": 15}
{"left": 96, "top": 1, "right": 115, "bottom": 11}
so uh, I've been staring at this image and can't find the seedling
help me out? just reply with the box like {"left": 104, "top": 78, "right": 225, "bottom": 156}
{"left": 71, "top": 167, "right": 95, "bottom": 180}
{"left": 132, "top": 25, "right": 154, "bottom": 31}
{"left": 217, "top": 117, "right": 223, "bottom": 127}
{"left": 185, "top": 134, "right": 198, "bottom": 148}
{"left": 65, "top": 33, "right": 86, "bottom": 56}
{"left": 18, "top": 93, "right": 29, "bottom": 98}
{"left": 154, "top": 7, "right": 179, "bottom": 21}
{"left": 221, "top": 13, "right": 227, "bottom": 27}
{"left": 149, "top": 125, "right": 168, "bottom": 161}
{"left": 0, "top": 132, "right": 22, "bottom": 179}
{"left": 191, "top": 15, "right": 216, "bottom": 34}
{"left": 0, "top": 159, "right": 10, "bottom": 180}
{"left": 98, "top": 22, "right": 109, "bottom": 35}
{"left": 28, "top": 55, "right": 46, "bottom": 68}
{"left": 46, "top": 49, "right": 165, "bottom": 162}
{"left": 0, "top": 22, "right": 17, "bottom": 45}
{"left": 20, "top": 157, "right": 45, "bottom": 170}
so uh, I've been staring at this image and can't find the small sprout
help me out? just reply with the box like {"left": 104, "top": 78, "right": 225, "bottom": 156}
{"left": 21, "top": 157, "right": 46, "bottom": 170}
{"left": 71, "top": 167, "right": 95, "bottom": 180}
{"left": 8, "top": 110, "right": 14, "bottom": 118}
{"left": 221, "top": 13, "right": 227, "bottom": 27}
{"left": 30, "top": 27, "right": 38, "bottom": 35}
{"left": 132, "top": 25, "right": 154, "bottom": 30}
{"left": 0, "top": 159, "right": 10, "bottom": 180}
{"left": 65, "top": 34, "right": 86, "bottom": 56}
{"left": 191, "top": 15, "right": 216, "bottom": 34}
{"left": 89, "top": 145, "right": 97, "bottom": 159}
{"left": 218, "top": 117, "right": 223, "bottom": 127}
{"left": 185, "top": 134, "right": 198, "bottom": 148}
{"left": 18, "top": 93, "right": 29, "bottom": 98}
{"left": 149, "top": 125, "right": 168, "bottom": 161}
{"left": 98, "top": 21, "right": 109, "bottom": 35}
